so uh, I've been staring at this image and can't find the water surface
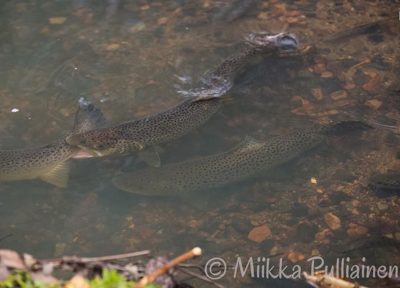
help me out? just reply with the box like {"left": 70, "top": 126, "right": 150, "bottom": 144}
{"left": 0, "top": 1, "right": 399, "bottom": 287}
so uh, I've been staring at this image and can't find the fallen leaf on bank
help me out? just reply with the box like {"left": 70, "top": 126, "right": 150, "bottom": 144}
{"left": 0, "top": 250, "right": 25, "bottom": 269}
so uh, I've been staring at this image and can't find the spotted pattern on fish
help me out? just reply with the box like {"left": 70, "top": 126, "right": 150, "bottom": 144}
{"left": 0, "top": 99, "right": 105, "bottom": 186}
{"left": 66, "top": 97, "right": 224, "bottom": 156}
{"left": 182, "top": 32, "right": 299, "bottom": 98}
{"left": 66, "top": 33, "right": 299, "bottom": 157}
{"left": 0, "top": 141, "right": 76, "bottom": 182}
{"left": 112, "top": 121, "right": 370, "bottom": 196}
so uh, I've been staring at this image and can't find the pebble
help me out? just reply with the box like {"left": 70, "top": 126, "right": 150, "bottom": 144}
{"left": 365, "top": 99, "right": 382, "bottom": 110}
{"left": 274, "top": 3, "right": 287, "bottom": 14}
{"left": 330, "top": 90, "right": 347, "bottom": 101}
{"left": 249, "top": 211, "right": 269, "bottom": 226}
{"left": 270, "top": 246, "right": 279, "bottom": 255}
{"left": 311, "top": 88, "right": 324, "bottom": 101}
{"left": 104, "top": 43, "right": 121, "bottom": 51}
{"left": 320, "top": 71, "right": 333, "bottom": 78}
{"left": 140, "top": 4, "right": 150, "bottom": 10}
{"left": 248, "top": 224, "right": 272, "bottom": 243}
{"left": 157, "top": 17, "right": 168, "bottom": 25}
{"left": 286, "top": 16, "right": 299, "bottom": 24}
{"left": 324, "top": 212, "right": 341, "bottom": 230}
{"left": 312, "top": 63, "right": 326, "bottom": 74}
{"left": 311, "top": 249, "right": 320, "bottom": 256}
{"left": 346, "top": 223, "right": 368, "bottom": 237}
{"left": 377, "top": 202, "right": 388, "bottom": 210}
{"left": 129, "top": 22, "right": 146, "bottom": 33}
{"left": 291, "top": 202, "right": 309, "bottom": 217}
{"left": 315, "top": 229, "right": 332, "bottom": 244}
{"left": 48, "top": 17, "right": 67, "bottom": 25}
{"left": 343, "top": 83, "right": 356, "bottom": 90}
{"left": 296, "top": 222, "right": 317, "bottom": 243}
{"left": 257, "top": 12, "right": 269, "bottom": 20}
{"left": 362, "top": 75, "right": 381, "bottom": 92}
{"left": 287, "top": 251, "right": 305, "bottom": 263}
{"left": 232, "top": 218, "right": 251, "bottom": 234}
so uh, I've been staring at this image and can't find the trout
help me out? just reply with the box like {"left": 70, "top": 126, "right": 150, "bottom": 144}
{"left": 112, "top": 121, "right": 371, "bottom": 196}
{"left": 65, "top": 32, "right": 298, "bottom": 165}
{"left": 0, "top": 98, "right": 105, "bottom": 187}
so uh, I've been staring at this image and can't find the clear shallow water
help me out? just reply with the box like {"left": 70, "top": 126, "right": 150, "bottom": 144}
{"left": 0, "top": 1, "right": 399, "bottom": 287}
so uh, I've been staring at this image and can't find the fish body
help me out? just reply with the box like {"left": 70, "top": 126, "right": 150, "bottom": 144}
{"left": 0, "top": 98, "right": 105, "bottom": 187}
{"left": 183, "top": 32, "right": 298, "bottom": 98}
{"left": 66, "top": 32, "right": 299, "bottom": 158}
{"left": 0, "top": 141, "right": 76, "bottom": 187}
{"left": 113, "top": 121, "right": 369, "bottom": 196}
{"left": 206, "top": 32, "right": 298, "bottom": 84}
{"left": 66, "top": 97, "right": 223, "bottom": 157}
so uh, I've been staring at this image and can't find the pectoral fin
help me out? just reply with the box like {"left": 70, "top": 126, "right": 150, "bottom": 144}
{"left": 138, "top": 146, "right": 161, "bottom": 167}
{"left": 40, "top": 161, "right": 70, "bottom": 188}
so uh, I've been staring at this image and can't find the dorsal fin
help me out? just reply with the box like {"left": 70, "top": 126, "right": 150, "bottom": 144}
{"left": 228, "top": 136, "right": 262, "bottom": 154}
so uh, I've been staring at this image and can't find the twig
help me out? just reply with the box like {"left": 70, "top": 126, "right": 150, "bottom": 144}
{"left": 137, "top": 247, "right": 202, "bottom": 288}
{"left": 42, "top": 250, "right": 151, "bottom": 264}
{"left": 303, "top": 272, "right": 368, "bottom": 288}
{"left": 178, "top": 267, "right": 225, "bottom": 288}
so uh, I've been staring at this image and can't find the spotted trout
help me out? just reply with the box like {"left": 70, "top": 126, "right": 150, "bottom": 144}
{"left": 179, "top": 32, "right": 298, "bottom": 97}
{"left": 112, "top": 121, "right": 371, "bottom": 196}
{"left": 0, "top": 98, "right": 105, "bottom": 187}
{"left": 66, "top": 32, "right": 299, "bottom": 165}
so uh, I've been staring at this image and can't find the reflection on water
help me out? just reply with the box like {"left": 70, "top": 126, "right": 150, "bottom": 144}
{"left": 0, "top": 1, "right": 399, "bottom": 287}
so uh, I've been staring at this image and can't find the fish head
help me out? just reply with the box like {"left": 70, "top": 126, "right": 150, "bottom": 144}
{"left": 245, "top": 32, "right": 298, "bottom": 53}
{"left": 66, "top": 130, "right": 122, "bottom": 157}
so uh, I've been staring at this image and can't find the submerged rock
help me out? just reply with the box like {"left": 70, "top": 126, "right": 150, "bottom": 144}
{"left": 248, "top": 224, "right": 272, "bottom": 243}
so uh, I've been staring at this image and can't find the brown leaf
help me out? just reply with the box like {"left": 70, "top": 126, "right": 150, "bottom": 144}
{"left": 23, "top": 253, "right": 36, "bottom": 269}
{"left": 65, "top": 275, "right": 90, "bottom": 288}
{"left": 0, "top": 250, "right": 25, "bottom": 269}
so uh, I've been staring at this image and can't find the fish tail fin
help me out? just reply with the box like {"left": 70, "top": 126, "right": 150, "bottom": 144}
{"left": 40, "top": 161, "right": 70, "bottom": 188}
{"left": 322, "top": 121, "right": 373, "bottom": 136}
